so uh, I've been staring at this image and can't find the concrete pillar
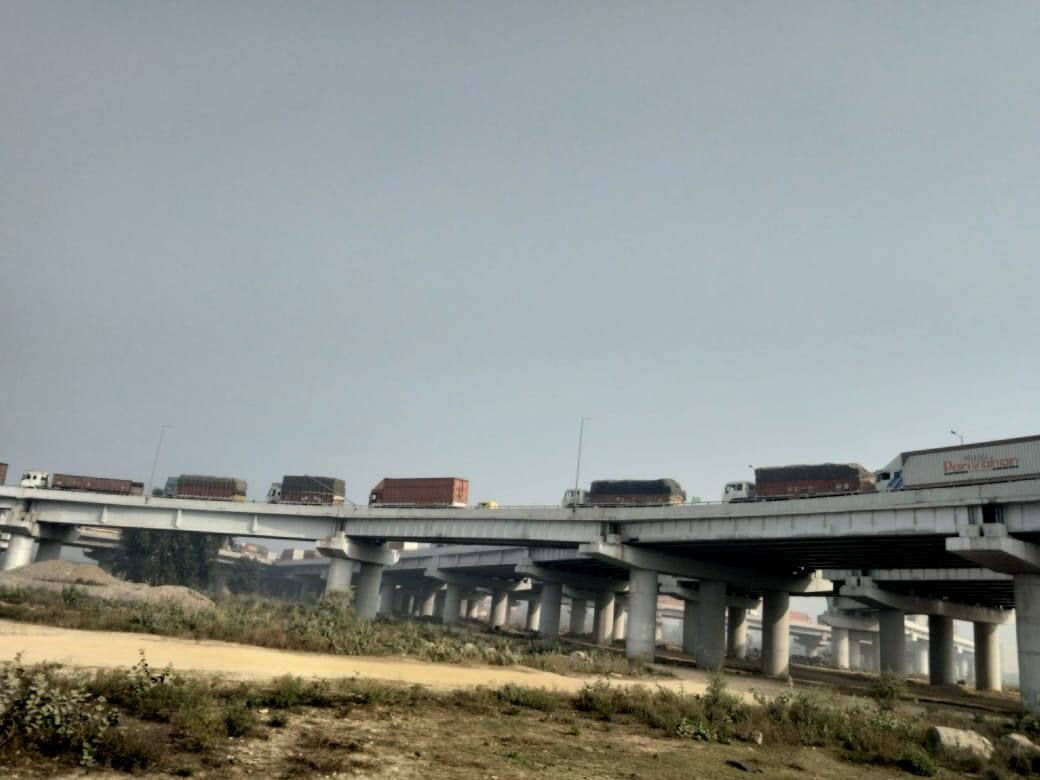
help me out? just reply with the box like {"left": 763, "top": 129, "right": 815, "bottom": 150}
{"left": 2, "top": 535, "right": 33, "bottom": 571}
{"left": 761, "top": 589, "right": 790, "bottom": 677}
{"left": 850, "top": 635, "right": 862, "bottom": 668}
{"left": 525, "top": 598, "right": 542, "bottom": 631}
{"left": 539, "top": 583, "right": 563, "bottom": 636}
{"left": 490, "top": 590, "right": 509, "bottom": 628}
{"left": 612, "top": 598, "right": 628, "bottom": 642}
{"left": 1016, "top": 573, "right": 1040, "bottom": 710}
{"left": 878, "top": 608, "right": 907, "bottom": 675}
{"left": 378, "top": 584, "right": 395, "bottom": 616}
{"left": 727, "top": 606, "right": 748, "bottom": 660}
{"left": 443, "top": 584, "right": 462, "bottom": 626}
{"left": 831, "top": 627, "right": 850, "bottom": 669}
{"left": 434, "top": 589, "right": 447, "bottom": 619}
{"left": 34, "top": 538, "right": 62, "bottom": 563}
{"left": 392, "top": 587, "right": 407, "bottom": 615}
{"left": 974, "top": 622, "right": 1000, "bottom": 692}
{"left": 928, "top": 615, "right": 956, "bottom": 685}
{"left": 420, "top": 586, "right": 438, "bottom": 618}
{"left": 354, "top": 562, "right": 383, "bottom": 619}
{"left": 696, "top": 581, "right": 727, "bottom": 669}
{"left": 911, "top": 639, "right": 929, "bottom": 676}
{"left": 569, "top": 598, "right": 587, "bottom": 635}
{"left": 592, "top": 592, "right": 615, "bottom": 644}
{"left": 466, "top": 595, "right": 481, "bottom": 620}
{"left": 682, "top": 601, "right": 698, "bottom": 655}
{"left": 324, "top": 557, "right": 354, "bottom": 595}
{"left": 626, "top": 569, "right": 658, "bottom": 661}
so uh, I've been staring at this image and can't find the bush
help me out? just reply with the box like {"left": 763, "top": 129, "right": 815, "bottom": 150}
{"left": 0, "top": 655, "right": 117, "bottom": 766}
{"left": 897, "top": 746, "right": 939, "bottom": 777}
{"left": 223, "top": 703, "right": 258, "bottom": 737}
{"left": 495, "top": 684, "right": 559, "bottom": 712}
{"left": 97, "top": 726, "right": 164, "bottom": 771}
{"left": 574, "top": 679, "right": 626, "bottom": 721}
{"left": 872, "top": 672, "right": 907, "bottom": 708}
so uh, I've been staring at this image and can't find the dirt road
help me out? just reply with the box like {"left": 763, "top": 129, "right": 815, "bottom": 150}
{"left": 0, "top": 619, "right": 795, "bottom": 698}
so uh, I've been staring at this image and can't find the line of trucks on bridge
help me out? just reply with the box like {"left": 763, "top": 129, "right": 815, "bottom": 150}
{"left": 4, "top": 434, "right": 1039, "bottom": 508}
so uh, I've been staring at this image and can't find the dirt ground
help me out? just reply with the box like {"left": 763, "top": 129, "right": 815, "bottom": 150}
{"left": 0, "top": 561, "right": 213, "bottom": 610}
{"left": 0, "top": 619, "right": 797, "bottom": 699}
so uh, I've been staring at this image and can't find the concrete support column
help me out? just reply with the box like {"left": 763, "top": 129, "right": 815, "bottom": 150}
{"left": 727, "top": 607, "right": 748, "bottom": 660}
{"left": 490, "top": 590, "right": 509, "bottom": 628}
{"left": 539, "top": 583, "right": 563, "bottom": 636}
{"left": 682, "top": 601, "right": 698, "bottom": 656}
{"left": 378, "top": 584, "right": 395, "bottom": 616}
{"left": 761, "top": 589, "right": 790, "bottom": 677}
{"left": 928, "top": 615, "right": 956, "bottom": 685}
{"left": 420, "top": 586, "right": 438, "bottom": 618}
{"left": 391, "top": 588, "right": 407, "bottom": 616}
{"left": 355, "top": 562, "right": 383, "bottom": 619}
{"left": 525, "top": 598, "right": 542, "bottom": 631}
{"left": 626, "top": 569, "right": 659, "bottom": 661}
{"left": 433, "top": 589, "right": 447, "bottom": 619}
{"left": 592, "top": 592, "right": 615, "bottom": 644}
{"left": 34, "top": 538, "right": 62, "bottom": 563}
{"left": 324, "top": 557, "right": 354, "bottom": 595}
{"left": 1015, "top": 574, "right": 1040, "bottom": 709}
{"left": 974, "top": 622, "right": 1001, "bottom": 692}
{"left": 849, "top": 635, "right": 862, "bottom": 668}
{"left": 569, "top": 598, "right": 587, "bottom": 635}
{"left": 831, "top": 627, "right": 850, "bottom": 669}
{"left": 878, "top": 608, "right": 907, "bottom": 675}
{"left": 1, "top": 535, "right": 33, "bottom": 571}
{"left": 911, "top": 639, "right": 929, "bottom": 677}
{"left": 443, "top": 584, "right": 462, "bottom": 626}
{"left": 612, "top": 598, "right": 628, "bottom": 642}
{"left": 696, "top": 581, "right": 727, "bottom": 670}
{"left": 466, "top": 595, "right": 482, "bottom": 620}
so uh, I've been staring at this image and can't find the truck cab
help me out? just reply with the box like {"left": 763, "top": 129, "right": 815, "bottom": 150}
{"left": 562, "top": 489, "right": 587, "bottom": 507}
{"left": 20, "top": 470, "right": 49, "bottom": 488}
{"left": 873, "top": 457, "right": 904, "bottom": 491}
{"left": 722, "top": 481, "right": 755, "bottom": 502}
{"left": 266, "top": 482, "right": 282, "bottom": 503}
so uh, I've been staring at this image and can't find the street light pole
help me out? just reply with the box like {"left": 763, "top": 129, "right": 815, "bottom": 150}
{"left": 147, "top": 424, "right": 172, "bottom": 496}
{"left": 950, "top": 429, "right": 964, "bottom": 446}
{"left": 574, "top": 417, "right": 590, "bottom": 497}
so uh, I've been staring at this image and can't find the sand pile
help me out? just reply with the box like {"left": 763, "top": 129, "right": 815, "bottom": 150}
{"left": 0, "top": 560, "right": 214, "bottom": 610}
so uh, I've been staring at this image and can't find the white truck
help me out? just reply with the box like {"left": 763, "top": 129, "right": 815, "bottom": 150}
{"left": 875, "top": 435, "right": 1040, "bottom": 491}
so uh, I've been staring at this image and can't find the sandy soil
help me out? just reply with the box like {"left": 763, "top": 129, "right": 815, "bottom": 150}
{"left": 0, "top": 561, "right": 213, "bottom": 610}
{"left": 0, "top": 619, "right": 797, "bottom": 699}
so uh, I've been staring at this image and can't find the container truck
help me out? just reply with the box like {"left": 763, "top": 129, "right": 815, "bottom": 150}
{"left": 563, "top": 478, "right": 686, "bottom": 507}
{"left": 0, "top": 464, "right": 6, "bottom": 485}
{"left": 875, "top": 435, "right": 1040, "bottom": 491}
{"left": 171, "top": 474, "right": 247, "bottom": 501}
{"left": 19, "top": 471, "right": 144, "bottom": 495}
{"left": 369, "top": 477, "right": 468, "bottom": 507}
{"left": 723, "top": 464, "right": 875, "bottom": 502}
{"left": 273, "top": 475, "right": 345, "bottom": 505}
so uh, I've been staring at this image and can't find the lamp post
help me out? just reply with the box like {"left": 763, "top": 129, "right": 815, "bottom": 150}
{"left": 950, "top": 430, "right": 964, "bottom": 446}
{"left": 574, "top": 417, "right": 590, "bottom": 498}
{"left": 147, "top": 424, "right": 172, "bottom": 496}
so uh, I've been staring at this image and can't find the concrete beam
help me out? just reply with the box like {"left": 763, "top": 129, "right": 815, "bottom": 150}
{"left": 515, "top": 562, "right": 627, "bottom": 593}
{"left": 947, "top": 533, "right": 1040, "bottom": 574}
{"left": 426, "top": 568, "right": 523, "bottom": 592}
{"left": 316, "top": 535, "right": 399, "bottom": 567}
{"left": 839, "top": 577, "right": 1009, "bottom": 624}
{"left": 658, "top": 577, "right": 761, "bottom": 610}
{"left": 579, "top": 539, "right": 824, "bottom": 593}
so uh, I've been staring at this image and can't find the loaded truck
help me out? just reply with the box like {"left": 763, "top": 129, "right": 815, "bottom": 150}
{"left": 564, "top": 479, "right": 686, "bottom": 507}
{"left": 723, "top": 463, "right": 875, "bottom": 502}
{"left": 167, "top": 474, "right": 247, "bottom": 501}
{"left": 267, "top": 475, "right": 345, "bottom": 505}
{"left": 369, "top": 477, "right": 468, "bottom": 507}
{"left": 875, "top": 435, "right": 1040, "bottom": 491}
{"left": 19, "top": 471, "right": 144, "bottom": 495}
{"left": 0, "top": 463, "right": 6, "bottom": 485}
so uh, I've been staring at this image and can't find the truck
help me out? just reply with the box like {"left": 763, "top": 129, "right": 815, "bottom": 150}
{"left": 0, "top": 464, "right": 6, "bottom": 485}
{"left": 19, "top": 471, "right": 144, "bottom": 495}
{"left": 563, "top": 478, "right": 686, "bottom": 507}
{"left": 369, "top": 477, "right": 468, "bottom": 507}
{"left": 875, "top": 435, "right": 1040, "bottom": 491}
{"left": 171, "top": 474, "right": 247, "bottom": 501}
{"left": 271, "top": 475, "right": 345, "bottom": 505}
{"left": 723, "top": 463, "right": 875, "bottom": 502}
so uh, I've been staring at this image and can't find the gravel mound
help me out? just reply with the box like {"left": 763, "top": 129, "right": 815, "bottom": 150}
{"left": 0, "top": 560, "right": 214, "bottom": 610}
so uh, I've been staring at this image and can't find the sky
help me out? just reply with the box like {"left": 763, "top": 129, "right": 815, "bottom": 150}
{"left": 1, "top": 3, "right": 1037, "bottom": 675}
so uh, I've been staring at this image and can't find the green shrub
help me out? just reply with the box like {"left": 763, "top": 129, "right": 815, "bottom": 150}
{"left": 872, "top": 672, "right": 907, "bottom": 708}
{"left": 0, "top": 655, "right": 117, "bottom": 766}
{"left": 897, "top": 746, "right": 939, "bottom": 776}
{"left": 495, "top": 684, "right": 559, "bottom": 712}
{"left": 97, "top": 726, "right": 163, "bottom": 771}
{"left": 223, "top": 703, "right": 258, "bottom": 737}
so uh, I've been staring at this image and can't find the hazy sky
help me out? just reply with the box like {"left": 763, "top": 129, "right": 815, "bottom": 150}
{"left": 2, "top": 4, "right": 1038, "bottom": 660}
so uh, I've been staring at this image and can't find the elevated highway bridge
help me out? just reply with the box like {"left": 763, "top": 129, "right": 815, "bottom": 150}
{"left": 1, "top": 478, "right": 1038, "bottom": 707}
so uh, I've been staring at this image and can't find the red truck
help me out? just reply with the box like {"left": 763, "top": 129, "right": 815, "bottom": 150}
{"left": 753, "top": 463, "right": 875, "bottom": 500}
{"left": 369, "top": 477, "right": 469, "bottom": 507}
{"left": 271, "top": 475, "right": 346, "bottom": 505}
{"left": 0, "top": 464, "right": 6, "bottom": 485}
{"left": 19, "top": 470, "right": 144, "bottom": 495}
{"left": 172, "top": 474, "right": 248, "bottom": 502}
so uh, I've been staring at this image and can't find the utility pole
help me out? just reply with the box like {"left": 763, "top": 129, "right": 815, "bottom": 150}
{"left": 950, "top": 430, "right": 964, "bottom": 446}
{"left": 147, "top": 424, "right": 172, "bottom": 496}
{"left": 574, "top": 417, "right": 590, "bottom": 497}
